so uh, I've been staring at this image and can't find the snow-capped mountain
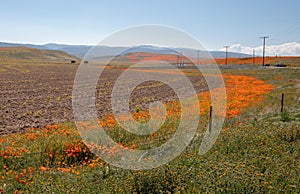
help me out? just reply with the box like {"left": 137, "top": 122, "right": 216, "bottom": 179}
{"left": 221, "top": 42, "right": 300, "bottom": 56}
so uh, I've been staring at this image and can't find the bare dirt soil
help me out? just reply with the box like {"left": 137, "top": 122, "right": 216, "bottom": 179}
{"left": 0, "top": 62, "right": 208, "bottom": 134}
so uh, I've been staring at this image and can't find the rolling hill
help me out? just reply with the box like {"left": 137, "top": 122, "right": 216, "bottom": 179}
{"left": 95, "top": 51, "right": 300, "bottom": 67}
{"left": 0, "top": 46, "right": 78, "bottom": 62}
{"left": 0, "top": 46, "right": 299, "bottom": 67}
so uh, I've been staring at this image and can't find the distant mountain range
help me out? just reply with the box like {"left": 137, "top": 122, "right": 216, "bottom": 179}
{"left": 0, "top": 42, "right": 251, "bottom": 59}
{"left": 222, "top": 42, "right": 300, "bottom": 56}
{"left": 1, "top": 41, "right": 299, "bottom": 61}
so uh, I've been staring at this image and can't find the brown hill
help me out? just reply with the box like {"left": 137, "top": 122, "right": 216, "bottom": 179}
{"left": 0, "top": 46, "right": 78, "bottom": 62}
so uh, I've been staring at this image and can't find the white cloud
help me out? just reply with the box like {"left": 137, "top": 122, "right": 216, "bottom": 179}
{"left": 220, "top": 42, "right": 300, "bottom": 56}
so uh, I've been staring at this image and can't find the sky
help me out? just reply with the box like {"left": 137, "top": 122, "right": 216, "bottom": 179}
{"left": 0, "top": 0, "right": 300, "bottom": 50}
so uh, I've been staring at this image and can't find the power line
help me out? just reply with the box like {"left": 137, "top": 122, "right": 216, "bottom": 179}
{"left": 260, "top": 36, "right": 269, "bottom": 66}
{"left": 253, "top": 49, "right": 255, "bottom": 65}
{"left": 224, "top": 46, "right": 230, "bottom": 65}
{"left": 181, "top": 53, "right": 184, "bottom": 67}
{"left": 197, "top": 50, "right": 200, "bottom": 65}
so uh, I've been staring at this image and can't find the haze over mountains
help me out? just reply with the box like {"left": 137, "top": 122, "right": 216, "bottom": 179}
{"left": 1, "top": 42, "right": 299, "bottom": 59}
{"left": 0, "top": 42, "right": 250, "bottom": 59}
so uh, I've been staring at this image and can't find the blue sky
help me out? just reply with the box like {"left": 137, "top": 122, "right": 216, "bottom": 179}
{"left": 0, "top": 0, "right": 299, "bottom": 50}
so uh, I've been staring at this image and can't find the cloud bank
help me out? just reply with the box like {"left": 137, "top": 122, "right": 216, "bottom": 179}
{"left": 220, "top": 42, "right": 300, "bottom": 56}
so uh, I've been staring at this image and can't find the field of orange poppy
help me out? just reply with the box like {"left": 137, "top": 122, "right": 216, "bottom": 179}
{"left": 120, "top": 52, "right": 300, "bottom": 67}
{"left": 0, "top": 65, "right": 299, "bottom": 193}
{"left": 1, "top": 73, "right": 274, "bottom": 173}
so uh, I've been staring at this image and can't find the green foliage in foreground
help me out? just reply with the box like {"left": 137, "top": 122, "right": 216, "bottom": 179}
{"left": 2, "top": 119, "right": 298, "bottom": 193}
{"left": 1, "top": 68, "right": 299, "bottom": 193}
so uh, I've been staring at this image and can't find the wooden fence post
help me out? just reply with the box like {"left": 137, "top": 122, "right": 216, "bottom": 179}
{"left": 281, "top": 93, "right": 284, "bottom": 112}
{"left": 209, "top": 106, "right": 213, "bottom": 133}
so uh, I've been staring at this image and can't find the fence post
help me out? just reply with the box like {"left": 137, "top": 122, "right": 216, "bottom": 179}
{"left": 281, "top": 93, "right": 284, "bottom": 112}
{"left": 209, "top": 106, "right": 213, "bottom": 133}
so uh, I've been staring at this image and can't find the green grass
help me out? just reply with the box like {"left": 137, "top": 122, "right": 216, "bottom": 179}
{"left": 0, "top": 67, "right": 299, "bottom": 193}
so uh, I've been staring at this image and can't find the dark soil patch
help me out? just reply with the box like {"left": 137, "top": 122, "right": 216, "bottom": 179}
{"left": 0, "top": 62, "right": 208, "bottom": 134}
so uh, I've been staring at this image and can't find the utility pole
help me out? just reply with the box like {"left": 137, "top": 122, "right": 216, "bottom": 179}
{"left": 260, "top": 36, "right": 269, "bottom": 66}
{"left": 224, "top": 46, "right": 229, "bottom": 65}
{"left": 253, "top": 49, "right": 255, "bottom": 65}
{"left": 197, "top": 50, "right": 200, "bottom": 65}
{"left": 181, "top": 53, "right": 183, "bottom": 67}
